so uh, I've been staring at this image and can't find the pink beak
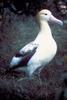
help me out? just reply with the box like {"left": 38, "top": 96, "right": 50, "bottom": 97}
{"left": 50, "top": 15, "right": 63, "bottom": 26}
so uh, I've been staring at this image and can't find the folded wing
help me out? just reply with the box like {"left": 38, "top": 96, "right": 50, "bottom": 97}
{"left": 10, "top": 42, "right": 38, "bottom": 69}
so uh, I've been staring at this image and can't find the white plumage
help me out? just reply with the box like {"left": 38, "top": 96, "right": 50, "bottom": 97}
{"left": 10, "top": 9, "right": 63, "bottom": 77}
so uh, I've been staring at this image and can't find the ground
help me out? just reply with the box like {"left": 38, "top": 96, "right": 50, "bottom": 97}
{"left": 0, "top": 7, "right": 67, "bottom": 100}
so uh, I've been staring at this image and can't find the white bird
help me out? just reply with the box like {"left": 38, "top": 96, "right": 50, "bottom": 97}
{"left": 9, "top": 9, "right": 63, "bottom": 77}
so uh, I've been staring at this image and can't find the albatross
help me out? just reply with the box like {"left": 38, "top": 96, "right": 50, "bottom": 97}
{"left": 9, "top": 9, "right": 63, "bottom": 77}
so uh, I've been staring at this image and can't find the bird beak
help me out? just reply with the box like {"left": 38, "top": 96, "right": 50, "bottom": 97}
{"left": 50, "top": 15, "right": 63, "bottom": 26}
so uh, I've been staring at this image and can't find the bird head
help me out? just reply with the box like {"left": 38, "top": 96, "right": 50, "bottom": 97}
{"left": 37, "top": 9, "right": 63, "bottom": 25}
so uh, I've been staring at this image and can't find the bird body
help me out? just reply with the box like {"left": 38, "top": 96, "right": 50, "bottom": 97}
{"left": 10, "top": 9, "right": 63, "bottom": 77}
{"left": 27, "top": 26, "right": 57, "bottom": 76}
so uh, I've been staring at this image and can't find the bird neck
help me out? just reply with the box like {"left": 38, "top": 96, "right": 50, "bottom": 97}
{"left": 40, "top": 20, "right": 52, "bottom": 35}
{"left": 34, "top": 20, "right": 52, "bottom": 43}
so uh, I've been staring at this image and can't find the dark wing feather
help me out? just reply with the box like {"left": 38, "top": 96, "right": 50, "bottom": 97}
{"left": 10, "top": 42, "right": 38, "bottom": 70}
{"left": 15, "top": 47, "right": 37, "bottom": 68}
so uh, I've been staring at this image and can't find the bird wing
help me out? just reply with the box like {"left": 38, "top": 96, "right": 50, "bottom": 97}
{"left": 10, "top": 42, "right": 38, "bottom": 69}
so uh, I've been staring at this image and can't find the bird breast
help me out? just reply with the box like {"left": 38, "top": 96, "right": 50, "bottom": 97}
{"left": 28, "top": 37, "right": 57, "bottom": 66}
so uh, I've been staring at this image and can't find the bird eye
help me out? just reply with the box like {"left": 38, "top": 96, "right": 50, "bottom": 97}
{"left": 45, "top": 13, "right": 47, "bottom": 15}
